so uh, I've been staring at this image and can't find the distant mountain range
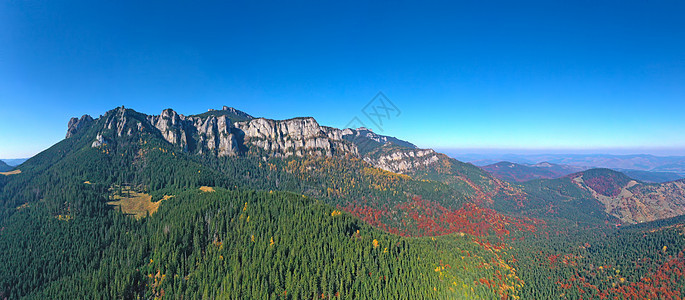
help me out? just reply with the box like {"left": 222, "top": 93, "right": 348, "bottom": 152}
{"left": 482, "top": 161, "right": 684, "bottom": 183}
{"left": 451, "top": 153, "right": 685, "bottom": 175}
{"left": 481, "top": 161, "right": 586, "bottom": 182}
{"left": 0, "top": 159, "right": 28, "bottom": 168}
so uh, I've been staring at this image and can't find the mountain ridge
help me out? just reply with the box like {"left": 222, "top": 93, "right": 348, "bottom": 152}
{"left": 59, "top": 106, "right": 685, "bottom": 226}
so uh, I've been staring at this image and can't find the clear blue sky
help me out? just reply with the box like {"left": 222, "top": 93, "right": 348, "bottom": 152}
{"left": 2, "top": 0, "right": 685, "bottom": 158}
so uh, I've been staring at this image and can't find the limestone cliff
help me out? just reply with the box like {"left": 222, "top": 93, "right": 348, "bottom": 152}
{"left": 66, "top": 115, "right": 94, "bottom": 138}
{"left": 363, "top": 147, "right": 441, "bottom": 174}
{"left": 235, "top": 117, "right": 356, "bottom": 157}
{"left": 74, "top": 106, "right": 357, "bottom": 158}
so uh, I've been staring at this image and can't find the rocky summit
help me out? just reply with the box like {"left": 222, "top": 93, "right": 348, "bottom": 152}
{"left": 66, "top": 106, "right": 442, "bottom": 167}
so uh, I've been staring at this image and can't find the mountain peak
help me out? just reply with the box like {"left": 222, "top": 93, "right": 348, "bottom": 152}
{"left": 192, "top": 106, "right": 254, "bottom": 122}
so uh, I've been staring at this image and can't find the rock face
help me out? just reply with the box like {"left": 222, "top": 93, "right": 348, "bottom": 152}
{"left": 69, "top": 106, "right": 440, "bottom": 171}
{"left": 68, "top": 106, "right": 439, "bottom": 172}
{"left": 70, "top": 107, "right": 441, "bottom": 168}
{"left": 144, "top": 108, "right": 243, "bottom": 156}
{"left": 234, "top": 117, "right": 357, "bottom": 157}
{"left": 66, "top": 115, "right": 94, "bottom": 138}
{"left": 91, "top": 133, "right": 108, "bottom": 148}
{"left": 79, "top": 107, "right": 357, "bottom": 158}
{"left": 104, "top": 107, "right": 131, "bottom": 137}
{"left": 363, "top": 148, "right": 441, "bottom": 174}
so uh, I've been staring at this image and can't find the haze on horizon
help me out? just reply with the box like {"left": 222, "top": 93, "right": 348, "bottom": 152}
{"left": 2, "top": 1, "right": 684, "bottom": 158}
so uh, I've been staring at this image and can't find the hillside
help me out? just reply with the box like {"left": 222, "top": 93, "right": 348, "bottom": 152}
{"left": 0, "top": 159, "right": 28, "bottom": 167}
{"left": 0, "top": 160, "right": 12, "bottom": 172}
{"left": 567, "top": 169, "right": 685, "bottom": 224}
{"left": 1, "top": 186, "right": 520, "bottom": 298}
{"left": 618, "top": 169, "right": 685, "bottom": 183}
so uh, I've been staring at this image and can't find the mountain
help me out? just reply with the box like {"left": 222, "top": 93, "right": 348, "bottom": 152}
{"left": 2, "top": 105, "right": 685, "bottom": 299}
{"left": 68, "top": 106, "right": 355, "bottom": 158}
{"left": 0, "top": 105, "right": 535, "bottom": 298}
{"left": 48, "top": 106, "right": 685, "bottom": 226}
{"left": 481, "top": 161, "right": 586, "bottom": 182}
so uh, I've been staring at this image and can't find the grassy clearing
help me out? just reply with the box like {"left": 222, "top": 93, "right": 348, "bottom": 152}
{"left": 0, "top": 169, "right": 21, "bottom": 176}
{"left": 107, "top": 185, "right": 172, "bottom": 219}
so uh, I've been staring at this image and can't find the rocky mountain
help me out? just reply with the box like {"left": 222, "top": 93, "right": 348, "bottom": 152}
{"left": 61, "top": 106, "right": 523, "bottom": 213}
{"left": 68, "top": 106, "right": 358, "bottom": 159}
{"left": 60, "top": 106, "right": 685, "bottom": 226}
{"left": 66, "top": 106, "right": 458, "bottom": 173}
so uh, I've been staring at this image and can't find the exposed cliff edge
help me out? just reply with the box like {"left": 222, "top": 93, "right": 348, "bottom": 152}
{"left": 66, "top": 115, "right": 94, "bottom": 138}
{"left": 363, "top": 147, "right": 440, "bottom": 174}
{"left": 70, "top": 106, "right": 360, "bottom": 158}
{"left": 235, "top": 117, "right": 357, "bottom": 157}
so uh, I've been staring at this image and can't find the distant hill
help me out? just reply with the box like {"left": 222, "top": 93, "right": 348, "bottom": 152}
{"left": 0, "top": 159, "right": 28, "bottom": 167}
{"left": 617, "top": 169, "right": 684, "bottom": 183}
{"left": 451, "top": 153, "right": 685, "bottom": 174}
{"left": 481, "top": 161, "right": 585, "bottom": 182}
{"left": 0, "top": 160, "right": 12, "bottom": 172}
{"left": 481, "top": 161, "right": 684, "bottom": 184}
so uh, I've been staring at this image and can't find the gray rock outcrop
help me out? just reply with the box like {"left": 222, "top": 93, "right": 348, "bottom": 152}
{"left": 363, "top": 148, "right": 440, "bottom": 174}
{"left": 69, "top": 106, "right": 443, "bottom": 170}
{"left": 234, "top": 117, "right": 357, "bottom": 157}
{"left": 66, "top": 115, "right": 94, "bottom": 138}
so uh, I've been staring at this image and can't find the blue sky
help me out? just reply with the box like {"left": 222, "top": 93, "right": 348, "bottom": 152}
{"left": 2, "top": 1, "right": 685, "bottom": 158}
